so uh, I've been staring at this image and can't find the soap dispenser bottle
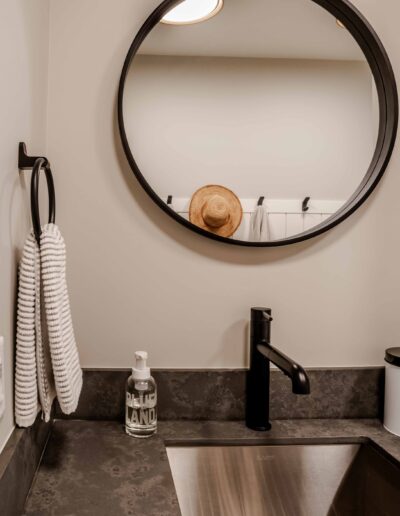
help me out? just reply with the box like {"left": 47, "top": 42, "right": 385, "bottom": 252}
{"left": 125, "top": 351, "right": 157, "bottom": 438}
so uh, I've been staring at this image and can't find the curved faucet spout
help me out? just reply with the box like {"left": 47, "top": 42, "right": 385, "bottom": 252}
{"left": 257, "top": 343, "right": 310, "bottom": 395}
{"left": 291, "top": 363, "right": 310, "bottom": 395}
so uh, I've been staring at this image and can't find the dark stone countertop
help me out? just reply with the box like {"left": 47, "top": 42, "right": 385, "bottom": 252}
{"left": 23, "top": 419, "right": 400, "bottom": 516}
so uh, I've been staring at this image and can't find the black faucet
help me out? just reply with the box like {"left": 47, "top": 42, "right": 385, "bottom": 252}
{"left": 246, "top": 307, "right": 310, "bottom": 431}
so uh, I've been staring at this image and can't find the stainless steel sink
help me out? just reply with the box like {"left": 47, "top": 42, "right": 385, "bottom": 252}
{"left": 167, "top": 442, "right": 400, "bottom": 516}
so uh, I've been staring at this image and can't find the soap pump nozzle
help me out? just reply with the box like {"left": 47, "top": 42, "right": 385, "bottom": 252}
{"left": 132, "top": 351, "right": 151, "bottom": 380}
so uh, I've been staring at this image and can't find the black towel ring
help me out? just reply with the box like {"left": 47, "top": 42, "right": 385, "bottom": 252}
{"left": 30, "top": 158, "right": 56, "bottom": 245}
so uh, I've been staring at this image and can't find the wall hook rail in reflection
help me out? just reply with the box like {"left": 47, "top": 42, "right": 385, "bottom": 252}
{"left": 18, "top": 142, "right": 56, "bottom": 246}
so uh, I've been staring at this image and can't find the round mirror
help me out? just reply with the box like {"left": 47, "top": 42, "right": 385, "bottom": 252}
{"left": 118, "top": 0, "right": 397, "bottom": 246}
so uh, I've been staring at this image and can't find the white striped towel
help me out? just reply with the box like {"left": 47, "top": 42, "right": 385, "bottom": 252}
{"left": 40, "top": 224, "right": 82, "bottom": 414}
{"left": 15, "top": 232, "right": 55, "bottom": 426}
{"left": 15, "top": 224, "right": 82, "bottom": 426}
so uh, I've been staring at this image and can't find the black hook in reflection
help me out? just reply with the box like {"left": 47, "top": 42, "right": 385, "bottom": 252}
{"left": 167, "top": 195, "right": 173, "bottom": 205}
{"left": 302, "top": 197, "right": 310, "bottom": 212}
{"left": 257, "top": 196, "right": 265, "bottom": 206}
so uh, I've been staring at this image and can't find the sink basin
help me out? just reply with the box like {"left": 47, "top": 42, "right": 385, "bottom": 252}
{"left": 167, "top": 442, "right": 400, "bottom": 516}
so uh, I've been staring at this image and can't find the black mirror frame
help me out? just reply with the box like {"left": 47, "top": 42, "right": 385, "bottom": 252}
{"left": 118, "top": 0, "right": 398, "bottom": 247}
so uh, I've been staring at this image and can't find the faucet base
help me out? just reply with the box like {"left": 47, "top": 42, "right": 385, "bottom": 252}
{"left": 247, "top": 422, "right": 272, "bottom": 432}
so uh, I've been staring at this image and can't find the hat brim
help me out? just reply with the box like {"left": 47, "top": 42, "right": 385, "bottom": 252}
{"left": 189, "top": 185, "right": 243, "bottom": 238}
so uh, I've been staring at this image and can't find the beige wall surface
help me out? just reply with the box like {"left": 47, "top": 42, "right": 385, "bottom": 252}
{"left": 0, "top": 1, "right": 50, "bottom": 451}
{"left": 125, "top": 55, "right": 375, "bottom": 200}
{"left": 44, "top": 0, "right": 400, "bottom": 372}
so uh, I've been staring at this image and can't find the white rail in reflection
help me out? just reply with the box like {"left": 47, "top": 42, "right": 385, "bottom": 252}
{"left": 162, "top": 197, "right": 344, "bottom": 240}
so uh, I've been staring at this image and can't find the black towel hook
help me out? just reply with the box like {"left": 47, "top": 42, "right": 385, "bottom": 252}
{"left": 257, "top": 196, "right": 265, "bottom": 206}
{"left": 18, "top": 142, "right": 48, "bottom": 170}
{"left": 302, "top": 196, "right": 310, "bottom": 212}
{"left": 18, "top": 143, "right": 56, "bottom": 245}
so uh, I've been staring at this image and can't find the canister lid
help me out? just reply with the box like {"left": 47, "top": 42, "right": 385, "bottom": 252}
{"left": 385, "top": 347, "right": 400, "bottom": 367}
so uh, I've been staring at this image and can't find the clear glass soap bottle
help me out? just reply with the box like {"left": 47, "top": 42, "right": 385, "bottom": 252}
{"left": 125, "top": 351, "right": 157, "bottom": 438}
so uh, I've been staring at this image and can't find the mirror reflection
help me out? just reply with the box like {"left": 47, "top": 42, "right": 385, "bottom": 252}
{"left": 123, "top": 0, "right": 378, "bottom": 242}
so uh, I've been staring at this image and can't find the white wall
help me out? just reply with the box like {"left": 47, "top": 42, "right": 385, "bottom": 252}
{"left": 44, "top": 0, "right": 400, "bottom": 373}
{"left": 0, "top": 1, "right": 50, "bottom": 451}
{"left": 125, "top": 55, "right": 375, "bottom": 200}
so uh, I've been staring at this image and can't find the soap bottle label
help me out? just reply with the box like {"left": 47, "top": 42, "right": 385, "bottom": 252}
{"left": 126, "top": 391, "right": 157, "bottom": 426}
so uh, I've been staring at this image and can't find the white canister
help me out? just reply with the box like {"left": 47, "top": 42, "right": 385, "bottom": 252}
{"left": 384, "top": 347, "right": 400, "bottom": 436}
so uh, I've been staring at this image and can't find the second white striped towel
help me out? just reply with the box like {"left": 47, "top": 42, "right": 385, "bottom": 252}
{"left": 15, "top": 224, "right": 82, "bottom": 427}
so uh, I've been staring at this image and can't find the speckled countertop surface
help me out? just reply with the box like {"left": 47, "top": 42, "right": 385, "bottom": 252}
{"left": 23, "top": 419, "right": 400, "bottom": 516}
